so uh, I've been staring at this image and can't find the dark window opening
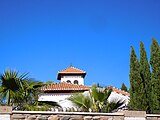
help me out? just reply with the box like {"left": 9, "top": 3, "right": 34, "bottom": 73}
{"left": 66, "top": 80, "right": 71, "bottom": 83}
{"left": 74, "top": 80, "right": 79, "bottom": 84}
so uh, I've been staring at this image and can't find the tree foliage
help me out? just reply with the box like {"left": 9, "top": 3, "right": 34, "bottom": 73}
{"left": 0, "top": 69, "right": 59, "bottom": 111}
{"left": 68, "top": 85, "right": 125, "bottom": 112}
{"left": 0, "top": 69, "right": 27, "bottom": 105}
{"left": 129, "top": 38, "right": 160, "bottom": 113}
{"left": 68, "top": 93, "right": 92, "bottom": 112}
{"left": 150, "top": 38, "right": 160, "bottom": 112}
{"left": 129, "top": 46, "right": 142, "bottom": 110}
{"left": 120, "top": 83, "right": 128, "bottom": 92}
{"left": 139, "top": 41, "right": 151, "bottom": 112}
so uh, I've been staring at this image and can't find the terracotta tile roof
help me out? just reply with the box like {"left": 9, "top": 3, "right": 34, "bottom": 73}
{"left": 41, "top": 82, "right": 90, "bottom": 92}
{"left": 58, "top": 66, "right": 86, "bottom": 74}
{"left": 108, "top": 86, "right": 130, "bottom": 96}
{"left": 57, "top": 66, "right": 86, "bottom": 80}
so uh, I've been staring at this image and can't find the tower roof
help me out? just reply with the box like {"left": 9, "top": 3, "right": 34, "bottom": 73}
{"left": 57, "top": 66, "right": 86, "bottom": 80}
{"left": 58, "top": 66, "right": 86, "bottom": 73}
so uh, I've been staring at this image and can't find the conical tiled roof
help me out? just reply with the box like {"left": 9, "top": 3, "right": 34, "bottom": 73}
{"left": 57, "top": 66, "right": 86, "bottom": 80}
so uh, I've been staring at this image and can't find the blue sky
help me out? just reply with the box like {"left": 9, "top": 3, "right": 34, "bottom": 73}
{"left": 0, "top": 0, "right": 160, "bottom": 88}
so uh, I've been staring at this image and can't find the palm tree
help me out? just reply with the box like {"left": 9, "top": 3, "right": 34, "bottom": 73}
{"left": 68, "top": 93, "right": 92, "bottom": 112}
{"left": 105, "top": 99, "right": 125, "bottom": 113}
{"left": 0, "top": 69, "right": 27, "bottom": 105}
{"left": 90, "top": 85, "right": 112, "bottom": 112}
{"left": 0, "top": 69, "right": 59, "bottom": 111}
{"left": 12, "top": 79, "right": 43, "bottom": 110}
{"left": 69, "top": 85, "right": 125, "bottom": 112}
{"left": 13, "top": 79, "right": 59, "bottom": 111}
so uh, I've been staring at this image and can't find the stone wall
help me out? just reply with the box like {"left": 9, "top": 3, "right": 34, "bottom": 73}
{"left": 0, "top": 106, "right": 12, "bottom": 120}
{"left": 11, "top": 111, "right": 124, "bottom": 120}
{"left": 1, "top": 106, "right": 160, "bottom": 120}
{"left": 146, "top": 114, "right": 160, "bottom": 120}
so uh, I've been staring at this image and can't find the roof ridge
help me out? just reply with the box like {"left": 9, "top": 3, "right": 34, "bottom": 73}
{"left": 70, "top": 66, "right": 83, "bottom": 71}
{"left": 107, "top": 86, "right": 130, "bottom": 96}
{"left": 58, "top": 66, "right": 86, "bottom": 73}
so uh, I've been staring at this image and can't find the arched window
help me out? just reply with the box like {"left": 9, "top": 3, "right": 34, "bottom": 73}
{"left": 74, "top": 80, "right": 79, "bottom": 84}
{"left": 66, "top": 80, "right": 71, "bottom": 83}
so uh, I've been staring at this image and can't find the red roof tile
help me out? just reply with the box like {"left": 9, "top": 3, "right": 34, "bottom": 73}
{"left": 41, "top": 82, "right": 90, "bottom": 92}
{"left": 57, "top": 66, "right": 86, "bottom": 80}
{"left": 58, "top": 66, "right": 86, "bottom": 73}
{"left": 41, "top": 83, "right": 129, "bottom": 96}
{"left": 109, "top": 86, "right": 130, "bottom": 96}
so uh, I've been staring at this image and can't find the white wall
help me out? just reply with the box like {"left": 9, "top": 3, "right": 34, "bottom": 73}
{"left": 61, "top": 76, "right": 84, "bottom": 85}
{"left": 39, "top": 90, "right": 129, "bottom": 110}
{"left": 38, "top": 93, "right": 72, "bottom": 103}
{"left": 108, "top": 92, "right": 129, "bottom": 107}
{"left": 38, "top": 93, "right": 76, "bottom": 109}
{"left": 39, "top": 91, "right": 129, "bottom": 106}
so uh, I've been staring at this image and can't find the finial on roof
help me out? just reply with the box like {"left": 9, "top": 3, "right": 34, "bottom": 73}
{"left": 70, "top": 63, "right": 73, "bottom": 67}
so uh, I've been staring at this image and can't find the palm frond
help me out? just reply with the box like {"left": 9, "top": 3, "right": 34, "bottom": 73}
{"left": 107, "top": 99, "right": 126, "bottom": 112}
{"left": 68, "top": 85, "right": 125, "bottom": 113}
{"left": 68, "top": 93, "right": 92, "bottom": 112}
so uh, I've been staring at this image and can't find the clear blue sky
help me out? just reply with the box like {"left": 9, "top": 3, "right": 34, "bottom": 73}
{"left": 0, "top": 0, "right": 160, "bottom": 88}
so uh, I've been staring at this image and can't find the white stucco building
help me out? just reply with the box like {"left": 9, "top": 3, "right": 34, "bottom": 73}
{"left": 38, "top": 66, "right": 130, "bottom": 110}
{"left": 39, "top": 66, "right": 89, "bottom": 108}
{"left": 57, "top": 66, "right": 86, "bottom": 85}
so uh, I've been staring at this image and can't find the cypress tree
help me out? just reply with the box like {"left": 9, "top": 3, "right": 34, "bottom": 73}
{"left": 121, "top": 83, "right": 128, "bottom": 92}
{"left": 150, "top": 38, "right": 160, "bottom": 112}
{"left": 139, "top": 41, "right": 151, "bottom": 113}
{"left": 129, "top": 46, "right": 142, "bottom": 110}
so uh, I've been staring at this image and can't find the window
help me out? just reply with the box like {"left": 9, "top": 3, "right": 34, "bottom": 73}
{"left": 74, "top": 80, "right": 79, "bottom": 84}
{"left": 66, "top": 80, "right": 71, "bottom": 83}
